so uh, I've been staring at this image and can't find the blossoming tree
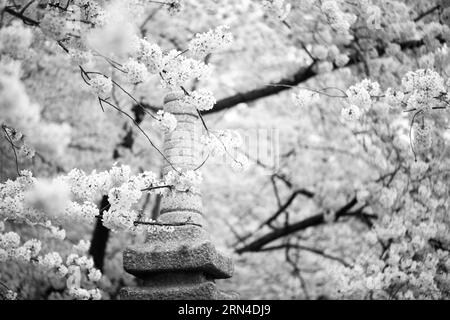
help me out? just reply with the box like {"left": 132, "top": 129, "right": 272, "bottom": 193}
{"left": 0, "top": 0, "right": 449, "bottom": 300}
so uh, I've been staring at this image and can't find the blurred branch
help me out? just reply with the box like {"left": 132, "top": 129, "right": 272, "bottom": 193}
{"left": 3, "top": 7, "right": 39, "bottom": 25}
{"left": 260, "top": 188, "right": 315, "bottom": 229}
{"left": 284, "top": 240, "right": 310, "bottom": 299}
{"left": 262, "top": 241, "right": 352, "bottom": 267}
{"left": 33, "top": 151, "right": 66, "bottom": 173}
{"left": 235, "top": 197, "right": 377, "bottom": 253}
{"left": 139, "top": 6, "right": 163, "bottom": 37}
{"left": 232, "top": 185, "right": 314, "bottom": 247}
{"left": 414, "top": 4, "right": 440, "bottom": 22}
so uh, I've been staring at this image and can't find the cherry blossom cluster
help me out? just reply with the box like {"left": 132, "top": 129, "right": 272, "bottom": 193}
{"left": 122, "top": 59, "right": 149, "bottom": 84}
{"left": 0, "top": 170, "right": 37, "bottom": 222}
{"left": 88, "top": 75, "right": 112, "bottom": 99}
{"left": 0, "top": 163, "right": 210, "bottom": 233}
{"left": 153, "top": 110, "right": 178, "bottom": 133}
{"left": 261, "top": 0, "right": 291, "bottom": 21}
{"left": 364, "top": 4, "right": 382, "bottom": 30}
{"left": 345, "top": 79, "right": 380, "bottom": 112}
{"left": 166, "top": 0, "right": 182, "bottom": 15}
{"left": 200, "top": 130, "right": 250, "bottom": 171}
{"left": 163, "top": 168, "right": 203, "bottom": 193}
{"left": 320, "top": 0, "right": 356, "bottom": 34}
{"left": 338, "top": 70, "right": 446, "bottom": 123}
{"left": 401, "top": 69, "right": 446, "bottom": 112}
{"left": 37, "top": 239, "right": 103, "bottom": 300}
{"left": 292, "top": 89, "right": 320, "bottom": 109}
{"left": 40, "top": 0, "right": 106, "bottom": 42}
{"left": 0, "top": 227, "right": 102, "bottom": 300}
{"left": 412, "top": 122, "right": 433, "bottom": 151}
{"left": 181, "top": 89, "right": 216, "bottom": 111}
{"left": 335, "top": 69, "right": 448, "bottom": 158}
{"left": 201, "top": 130, "right": 243, "bottom": 157}
{"left": 77, "top": 25, "right": 230, "bottom": 136}
{"left": 0, "top": 230, "right": 41, "bottom": 264}
{"left": 336, "top": 158, "right": 450, "bottom": 299}
{"left": 333, "top": 213, "right": 449, "bottom": 299}
{"left": 134, "top": 38, "right": 163, "bottom": 74}
{"left": 160, "top": 49, "right": 212, "bottom": 89}
{"left": 2, "top": 125, "right": 36, "bottom": 160}
{"left": 188, "top": 25, "right": 233, "bottom": 58}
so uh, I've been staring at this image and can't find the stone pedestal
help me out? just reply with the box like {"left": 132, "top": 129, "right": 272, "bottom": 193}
{"left": 119, "top": 92, "right": 237, "bottom": 300}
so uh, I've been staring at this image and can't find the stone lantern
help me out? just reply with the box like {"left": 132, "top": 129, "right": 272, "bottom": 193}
{"left": 119, "top": 92, "right": 236, "bottom": 300}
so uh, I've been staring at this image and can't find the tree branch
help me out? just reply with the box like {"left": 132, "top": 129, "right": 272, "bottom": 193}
{"left": 204, "top": 63, "right": 317, "bottom": 114}
{"left": 260, "top": 188, "right": 315, "bottom": 229}
{"left": 204, "top": 36, "right": 440, "bottom": 115}
{"left": 260, "top": 243, "right": 352, "bottom": 267}
{"left": 235, "top": 197, "right": 377, "bottom": 254}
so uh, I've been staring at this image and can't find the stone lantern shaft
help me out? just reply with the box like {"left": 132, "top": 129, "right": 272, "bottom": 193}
{"left": 120, "top": 92, "right": 236, "bottom": 300}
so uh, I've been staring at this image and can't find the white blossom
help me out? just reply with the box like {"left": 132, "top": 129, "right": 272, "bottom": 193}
{"left": 102, "top": 208, "right": 138, "bottom": 231}
{"left": 231, "top": 153, "right": 250, "bottom": 172}
{"left": 346, "top": 79, "right": 380, "bottom": 110}
{"left": 188, "top": 25, "right": 233, "bottom": 58}
{"left": 3, "top": 126, "right": 22, "bottom": 142}
{"left": 88, "top": 75, "right": 112, "bottom": 99}
{"left": 89, "top": 288, "right": 102, "bottom": 300}
{"left": 40, "top": 10, "right": 69, "bottom": 40}
{"left": 0, "top": 248, "right": 8, "bottom": 262}
{"left": 385, "top": 88, "right": 405, "bottom": 106}
{"left": 88, "top": 268, "right": 102, "bottom": 282}
{"left": 334, "top": 54, "right": 350, "bottom": 67}
{"left": 366, "top": 5, "right": 382, "bottom": 30}
{"left": 167, "top": 0, "right": 182, "bottom": 15}
{"left": 4, "top": 290, "right": 17, "bottom": 300}
{"left": 160, "top": 50, "right": 211, "bottom": 89}
{"left": 379, "top": 187, "right": 397, "bottom": 208}
{"left": 73, "top": 240, "right": 91, "bottom": 254}
{"left": 153, "top": 110, "right": 177, "bottom": 133}
{"left": 312, "top": 45, "right": 329, "bottom": 60}
{"left": 38, "top": 252, "right": 63, "bottom": 270}
{"left": 413, "top": 123, "right": 433, "bottom": 150}
{"left": 19, "top": 144, "right": 35, "bottom": 159}
{"left": 134, "top": 38, "right": 163, "bottom": 73}
{"left": 164, "top": 169, "right": 202, "bottom": 193}
{"left": 48, "top": 225, "right": 66, "bottom": 240}
{"left": 201, "top": 130, "right": 243, "bottom": 157}
{"left": 292, "top": 89, "right": 320, "bottom": 108}
{"left": 68, "top": 287, "right": 90, "bottom": 300}
{"left": 262, "top": 0, "right": 291, "bottom": 20}
{"left": 321, "top": 0, "right": 355, "bottom": 34}
{"left": 22, "top": 239, "right": 42, "bottom": 258}
{"left": 64, "top": 201, "right": 98, "bottom": 223}
{"left": 0, "top": 232, "right": 20, "bottom": 249}
{"left": 341, "top": 104, "right": 362, "bottom": 121}
{"left": 402, "top": 69, "right": 445, "bottom": 111}
{"left": 123, "top": 59, "right": 149, "bottom": 84}
{"left": 182, "top": 89, "right": 216, "bottom": 111}
{"left": 69, "top": 49, "right": 94, "bottom": 66}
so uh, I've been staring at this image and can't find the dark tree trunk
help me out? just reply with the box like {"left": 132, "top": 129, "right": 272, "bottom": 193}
{"left": 151, "top": 195, "right": 161, "bottom": 220}
{"left": 89, "top": 195, "right": 110, "bottom": 271}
